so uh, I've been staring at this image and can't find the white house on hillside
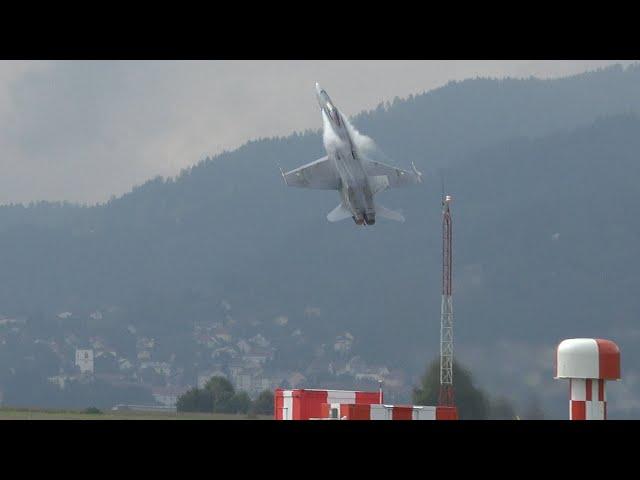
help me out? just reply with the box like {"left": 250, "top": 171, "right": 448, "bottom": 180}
{"left": 75, "top": 349, "right": 94, "bottom": 374}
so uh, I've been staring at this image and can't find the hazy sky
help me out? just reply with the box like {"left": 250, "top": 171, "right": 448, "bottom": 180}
{"left": 0, "top": 60, "right": 635, "bottom": 204}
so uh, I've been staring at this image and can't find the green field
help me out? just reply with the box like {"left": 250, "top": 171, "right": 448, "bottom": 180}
{"left": 0, "top": 407, "right": 273, "bottom": 420}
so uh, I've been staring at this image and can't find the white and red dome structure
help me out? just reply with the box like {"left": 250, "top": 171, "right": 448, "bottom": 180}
{"left": 555, "top": 338, "right": 621, "bottom": 420}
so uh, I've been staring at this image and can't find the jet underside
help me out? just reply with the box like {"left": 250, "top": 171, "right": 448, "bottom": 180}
{"left": 326, "top": 116, "right": 375, "bottom": 225}
{"left": 281, "top": 83, "right": 423, "bottom": 225}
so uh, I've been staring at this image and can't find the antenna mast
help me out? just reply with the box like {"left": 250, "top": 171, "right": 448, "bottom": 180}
{"left": 439, "top": 193, "right": 454, "bottom": 407}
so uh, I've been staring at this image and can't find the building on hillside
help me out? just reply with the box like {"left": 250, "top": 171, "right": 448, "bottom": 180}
{"left": 249, "top": 334, "right": 270, "bottom": 348}
{"left": 48, "top": 375, "right": 68, "bottom": 389}
{"left": 118, "top": 358, "right": 134, "bottom": 371}
{"left": 329, "top": 360, "right": 349, "bottom": 377}
{"left": 345, "top": 356, "right": 366, "bottom": 375}
{"left": 242, "top": 347, "right": 274, "bottom": 367}
{"left": 304, "top": 306, "right": 321, "bottom": 318}
{"left": 0, "top": 316, "right": 24, "bottom": 326}
{"left": 75, "top": 349, "right": 94, "bottom": 374}
{"left": 212, "top": 346, "right": 238, "bottom": 360}
{"left": 274, "top": 315, "right": 288, "bottom": 327}
{"left": 89, "top": 336, "right": 106, "bottom": 350}
{"left": 229, "top": 371, "right": 273, "bottom": 396}
{"left": 354, "top": 366, "right": 391, "bottom": 383}
{"left": 228, "top": 359, "right": 244, "bottom": 378}
{"left": 254, "top": 377, "right": 272, "bottom": 393}
{"left": 235, "top": 373, "right": 252, "bottom": 393}
{"left": 152, "top": 386, "right": 189, "bottom": 408}
{"left": 136, "top": 337, "right": 155, "bottom": 350}
{"left": 333, "top": 333, "right": 353, "bottom": 355}
{"left": 142, "top": 361, "right": 171, "bottom": 377}
{"left": 198, "top": 334, "right": 218, "bottom": 349}
{"left": 355, "top": 372, "right": 382, "bottom": 382}
{"left": 237, "top": 339, "right": 251, "bottom": 354}
{"left": 213, "top": 328, "right": 232, "bottom": 343}
{"left": 137, "top": 350, "right": 151, "bottom": 361}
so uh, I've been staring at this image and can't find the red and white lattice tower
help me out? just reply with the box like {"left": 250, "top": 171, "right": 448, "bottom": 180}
{"left": 555, "top": 338, "right": 621, "bottom": 420}
{"left": 439, "top": 195, "right": 454, "bottom": 407}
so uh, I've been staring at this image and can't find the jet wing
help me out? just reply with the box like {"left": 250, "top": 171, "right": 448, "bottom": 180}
{"left": 364, "top": 159, "right": 422, "bottom": 190}
{"left": 281, "top": 156, "right": 340, "bottom": 190}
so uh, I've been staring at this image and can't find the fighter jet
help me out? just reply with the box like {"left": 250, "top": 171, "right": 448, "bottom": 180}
{"left": 280, "top": 83, "right": 422, "bottom": 225}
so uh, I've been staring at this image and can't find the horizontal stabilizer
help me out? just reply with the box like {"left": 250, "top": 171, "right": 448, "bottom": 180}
{"left": 327, "top": 203, "right": 352, "bottom": 223}
{"left": 376, "top": 204, "right": 405, "bottom": 223}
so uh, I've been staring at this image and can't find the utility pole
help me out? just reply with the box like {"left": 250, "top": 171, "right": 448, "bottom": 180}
{"left": 439, "top": 194, "right": 454, "bottom": 407}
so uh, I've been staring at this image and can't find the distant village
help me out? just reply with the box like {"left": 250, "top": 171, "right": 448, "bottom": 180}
{"left": 0, "top": 302, "right": 410, "bottom": 409}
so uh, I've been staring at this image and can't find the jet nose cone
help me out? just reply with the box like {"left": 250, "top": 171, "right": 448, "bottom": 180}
{"left": 315, "top": 83, "right": 325, "bottom": 109}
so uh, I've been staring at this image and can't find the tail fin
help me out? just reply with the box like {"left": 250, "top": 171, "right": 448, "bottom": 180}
{"left": 376, "top": 204, "right": 405, "bottom": 223}
{"left": 327, "top": 203, "right": 352, "bottom": 223}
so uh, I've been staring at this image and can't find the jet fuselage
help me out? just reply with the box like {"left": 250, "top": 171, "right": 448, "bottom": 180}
{"left": 316, "top": 84, "right": 375, "bottom": 225}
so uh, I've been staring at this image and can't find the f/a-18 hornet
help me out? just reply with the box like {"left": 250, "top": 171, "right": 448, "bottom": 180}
{"left": 280, "top": 83, "right": 422, "bottom": 225}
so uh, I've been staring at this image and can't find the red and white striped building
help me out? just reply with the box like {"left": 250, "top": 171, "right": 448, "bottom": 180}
{"left": 320, "top": 402, "right": 458, "bottom": 420}
{"left": 555, "top": 338, "right": 621, "bottom": 420}
{"left": 275, "top": 389, "right": 381, "bottom": 420}
{"left": 274, "top": 388, "right": 458, "bottom": 420}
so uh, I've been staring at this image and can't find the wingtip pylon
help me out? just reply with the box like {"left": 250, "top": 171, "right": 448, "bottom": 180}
{"left": 279, "top": 166, "right": 288, "bottom": 186}
{"left": 411, "top": 162, "right": 423, "bottom": 183}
